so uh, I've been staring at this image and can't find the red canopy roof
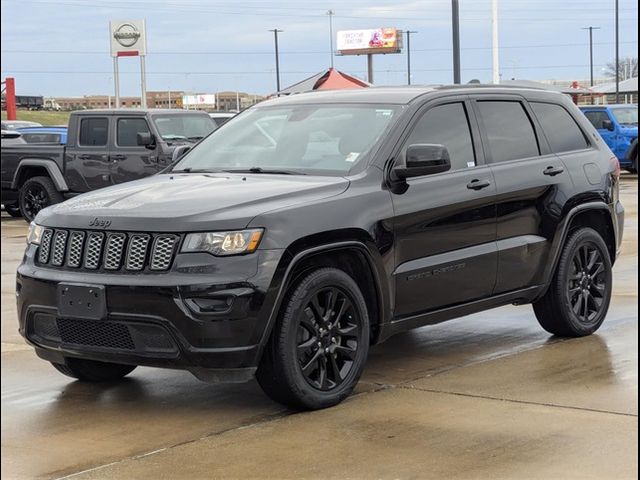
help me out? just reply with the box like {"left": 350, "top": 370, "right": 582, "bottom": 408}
{"left": 277, "top": 68, "right": 370, "bottom": 96}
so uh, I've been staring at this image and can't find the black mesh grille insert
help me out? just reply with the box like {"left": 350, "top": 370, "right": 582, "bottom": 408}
{"left": 56, "top": 318, "right": 136, "bottom": 350}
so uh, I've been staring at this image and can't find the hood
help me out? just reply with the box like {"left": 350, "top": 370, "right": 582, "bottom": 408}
{"left": 37, "top": 173, "right": 349, "bottom": 232}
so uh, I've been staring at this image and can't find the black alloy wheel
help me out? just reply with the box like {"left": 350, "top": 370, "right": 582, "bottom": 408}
{"left": 296, "top": 287, "right": 362, "bottom": 391}
{"left": 18, "top": 176, "right": 63, "bottom": 222}
{"left": 566, "top": 242, "right": 608, "bottom": 324}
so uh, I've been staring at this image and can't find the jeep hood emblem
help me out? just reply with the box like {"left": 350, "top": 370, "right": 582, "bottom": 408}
{"left": 89, "top": 218, "right": 112, "bottom": 229}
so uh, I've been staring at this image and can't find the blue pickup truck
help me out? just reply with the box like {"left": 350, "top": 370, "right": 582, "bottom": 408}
{"left": 580, "top": 104, "right": 638, "bottom": 173}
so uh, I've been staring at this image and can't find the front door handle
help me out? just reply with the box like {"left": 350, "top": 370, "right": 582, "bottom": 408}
{"left": 543, "top": 165, "right": 565, "bottom": 176}
{"left": 111, "top": 154, "right": 126, "bottom": 161}
{"left": 77, "top": 154, "right": 91, "bottom": 160}
{"left": 467, "top": 179, "right": 491, "bottom": 190}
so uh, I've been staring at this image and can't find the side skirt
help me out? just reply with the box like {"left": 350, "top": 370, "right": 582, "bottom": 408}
{"left": 377, "top": 285, "right": 543, "bottom": 342}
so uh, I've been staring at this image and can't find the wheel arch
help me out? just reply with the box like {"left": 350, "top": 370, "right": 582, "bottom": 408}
{"left": 257, "top": 237, "right": 391, "bottom": 363}
{"left": 536, "top": 202, "right": 617, "bottom": 301}
{"left": 12, "top": 159, "right": 68, "bottom": 192}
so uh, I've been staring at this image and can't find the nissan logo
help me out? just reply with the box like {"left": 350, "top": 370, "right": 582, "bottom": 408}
{"left": 113, "top": 23, "right": 140, "bottom": 48}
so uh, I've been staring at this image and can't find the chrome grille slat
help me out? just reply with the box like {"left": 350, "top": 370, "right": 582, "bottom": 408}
{"left": 125, "top": 234, "right": 150, "bottom": 271}
{"left": 83, "top": 232, "right": 104, "bottom": 270}
{"left": 104, "top": 233, "right": 127, "bottom": 270}
{"left": 150, "top": 235, "right": 177, "bottom": 271}
{"left": 66, "top": 231, "right": 85, "bottom": 268}
{"left": 51, "top": 230, "right": 68, "bottom": 266}
{"left": 39, "top": 229, "right": 53, "bottom": 264}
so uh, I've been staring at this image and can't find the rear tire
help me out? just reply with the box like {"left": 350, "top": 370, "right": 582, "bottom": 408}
{"left": 257, "top": 267, "right": 370, "bottom": 410}
{"left": 533, "top": 227, "right": 612, "bottom": 337}
{"left": 51, "top": 358, "right": 136, "bottom": 382}
{"left": 4, "top": 204, "right": 22, "bottom": 217}
{"left": 19, "top": 176, "right": 64, "bottom": 223}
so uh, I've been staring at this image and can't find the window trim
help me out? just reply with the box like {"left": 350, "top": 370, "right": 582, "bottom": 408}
{"left": 115, "top": 116, "right": 152, "bottom": 148}
{"left": 390, "top": 95, "right": 485, "bottom": 175}
{"left": 471, "top": 95, "right": 545, "bottom": 165}
{"left": 530, "top": 101, "right": 592, "bottom": 155}
{"left": 77, "top": 116, "right": 110, "bottom": 148}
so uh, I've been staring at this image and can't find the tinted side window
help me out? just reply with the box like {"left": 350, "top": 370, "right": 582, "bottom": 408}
{"left": 531, "top": 103, "right": 589, "bottom": 153}
{"left": 583, "top": 110, "right": 611, "bottom": 130}
{"left": 405, "top": 102, "right": 476, "bottom": 171}
{"left": 117, "top": 118, "right": 151, "bottom": 147}
{"left": 79, "top": 117, "right": 108, "bottom": 146}
{"left": 477, "top": 101, "right": 539, "bottom": 163}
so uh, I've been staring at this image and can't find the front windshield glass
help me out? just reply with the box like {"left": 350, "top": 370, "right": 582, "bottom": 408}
{"left": 173, "top": 104, "right": 400, "bottom": 175}
{"left": 611, "top": 107, "right": 638, "bottom": 126}
{"left": 153, "top": 114, "right": 215, "bottom": 141}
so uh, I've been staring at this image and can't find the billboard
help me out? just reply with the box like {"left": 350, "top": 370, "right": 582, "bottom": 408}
{"left": 110, "top": 20, "right": 147, "bottom": 57}
{"left": 182, "top": 94, "right": 216, "bottom": 106}
{"left": 336, "top": 28, "right": 402, "bottom": 55}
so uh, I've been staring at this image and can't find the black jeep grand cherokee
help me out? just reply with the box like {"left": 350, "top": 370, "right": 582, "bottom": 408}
{"left": 17, "top": 86, "right": 624, "bottom": 409}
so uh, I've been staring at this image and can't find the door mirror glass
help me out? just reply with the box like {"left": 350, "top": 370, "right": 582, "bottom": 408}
{"left": 602, "top": 119, "right": 615, "bottom": 131}
{"left": 393, "top": 144, "right": 451, "bottom": 180}
{"left": 136, "top": 132, "right": 156, "bottom": 148}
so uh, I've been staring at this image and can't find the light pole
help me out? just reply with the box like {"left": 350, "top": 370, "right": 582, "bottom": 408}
{"left": 491, "top": 0, "right": 500, "bottom": 84}
{"left": 615, "top": 0, "right": 620, "bottom": 103}
{"left": 327, "top": 10, "right": 335, "bottom": 69}
{"left": 451, "top": 0, "right": 461, "bottom": 84}
{"left": 582, "top": 26, "right": 601, "bottom": 86}
{"left": 405, "top": 30, "right": 417, "bottom": 85}
{"left": 269, "top": 29, "right": 283, "bottom": 94}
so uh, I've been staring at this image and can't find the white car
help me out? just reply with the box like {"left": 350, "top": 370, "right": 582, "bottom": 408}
{"left": 209, "top": 112, "right": 236, "bottom": 129}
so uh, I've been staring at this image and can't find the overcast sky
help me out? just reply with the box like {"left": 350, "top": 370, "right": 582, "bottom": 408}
{"left": 1, "top": 0, "right": 638, "bottom": 97}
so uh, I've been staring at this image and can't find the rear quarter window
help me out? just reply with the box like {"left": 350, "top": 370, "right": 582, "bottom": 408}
{"left": 531, "top": 102, "right": 589, "bottom": 153}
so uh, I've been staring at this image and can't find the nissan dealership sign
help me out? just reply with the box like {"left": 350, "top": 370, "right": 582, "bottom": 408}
{"left": 110, "top": 19, "right": 147, "bottom": 57}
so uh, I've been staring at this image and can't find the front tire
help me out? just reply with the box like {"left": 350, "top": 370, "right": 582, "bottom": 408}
{"left": 533, "top": 228, "right": 612, "bottom": 337}
{"left": 19, "top": 176, "right": 64, "bottom": 223}
{"left": 51, "top": 358, "right": 136, "bottom": 382}
{"left": 257, "top": 267, "right": 370, "bottom": 410}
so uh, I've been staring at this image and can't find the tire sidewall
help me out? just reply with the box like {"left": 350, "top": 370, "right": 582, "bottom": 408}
{"left": 556, "top": 228, "right": 612, "bottom": 335}
{"left": 278, "top": 269, "right": 370, "bottom": 409}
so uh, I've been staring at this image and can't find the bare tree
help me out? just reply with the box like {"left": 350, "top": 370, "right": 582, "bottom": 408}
{"left": 604, "top": 56, "right": 638, "bottom": 79}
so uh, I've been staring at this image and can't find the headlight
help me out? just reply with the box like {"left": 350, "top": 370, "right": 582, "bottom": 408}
{"left": 181, "top": 229, "right": 263, "bottom": 256}
{"left": 27, "top": 223, "right": 44, "bottom": 245}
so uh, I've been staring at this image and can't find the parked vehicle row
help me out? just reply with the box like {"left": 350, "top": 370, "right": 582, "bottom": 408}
{"left": 1, "top": 109, "right": 215, "bottom": 221}
{"left": 17, "top": 85, "right": 623, "bottom": 410}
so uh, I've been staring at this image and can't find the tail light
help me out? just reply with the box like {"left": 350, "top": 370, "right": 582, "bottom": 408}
{"left": 610, "top": 156, "right": 621, "bottom": 180}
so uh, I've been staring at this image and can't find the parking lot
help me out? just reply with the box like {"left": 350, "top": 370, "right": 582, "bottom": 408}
{"left": 1, "top": 174, "right": 637, "bottom": 480}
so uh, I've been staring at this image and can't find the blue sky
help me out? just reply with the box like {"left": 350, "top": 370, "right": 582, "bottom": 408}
{"left": 1, "top": 0, "right": 638, "bottom": 97}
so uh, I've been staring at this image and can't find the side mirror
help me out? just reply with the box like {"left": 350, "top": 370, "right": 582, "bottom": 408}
{"left": 136, "top": 132, "right": 156, "bottom": 148}
{"left": 172, "top": 145, "right": 191, "bottom": 163}
{"left": 602, "top": 119, "right": 615, "bottom": 131}
{"left": 392, "top": 144, "right": 452, "bottom": 180}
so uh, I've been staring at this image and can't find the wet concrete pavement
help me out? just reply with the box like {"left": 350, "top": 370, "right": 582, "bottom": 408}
{"left": 1, "top": 175, "right": 637, "bottom": 479}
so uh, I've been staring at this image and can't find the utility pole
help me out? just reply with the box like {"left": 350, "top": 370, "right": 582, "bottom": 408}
{"left": 405, "top": 30, "right": 417, "bottom": 85}
{"left": 451, "top": 0, "right": 461, "bottom": 84}
{"left": 615, "top": 0, "right": 620, "bottom": 103}
{"left": 582, "top": 26, "right": 600, "bottom": 86}
{"left": 269, "top": 29, "right": 283, "bottom": 94}
{"left": 327, "top": 10, "right": 335, "bottom": 68}
{"left": 491, "top": 0, "right": 499, "bottom": 84}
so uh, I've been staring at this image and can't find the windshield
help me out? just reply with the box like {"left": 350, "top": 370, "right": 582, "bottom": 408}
{"left": 611, "top": 107, "right": 638, "bottom": 126}
{"left": 152, "top": 114, "right": 215, "bottom": 141}
{"left": 173, "top": 104, "right": 400, "bottom": 175}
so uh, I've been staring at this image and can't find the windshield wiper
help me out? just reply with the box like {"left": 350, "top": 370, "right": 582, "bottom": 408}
{"left": 171, "top": 167, "right": 221, "bottom": 173}
{"left": 223, "top": 167, "right": 306, "bottom": 175}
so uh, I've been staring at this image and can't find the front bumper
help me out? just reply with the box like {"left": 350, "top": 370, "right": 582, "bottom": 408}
{"left": 16, "top": 245, "right": 285, "bottom": 382}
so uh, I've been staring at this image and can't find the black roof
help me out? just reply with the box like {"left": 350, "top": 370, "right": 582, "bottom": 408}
{"left": 259, "top": 84, "right": 566, "bottom": 107}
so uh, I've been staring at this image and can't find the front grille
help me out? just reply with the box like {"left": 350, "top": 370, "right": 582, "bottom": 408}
{"left": 37, "top": 229, "right": 179, "bottom": 273}
{"left": 57, "top": 317, "right": 136, "bottom": 350}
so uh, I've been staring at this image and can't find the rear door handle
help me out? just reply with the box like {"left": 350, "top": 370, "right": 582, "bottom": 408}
{"left": 467, "top": 179, "right": 492, "bottom": 190}
{"left": 77, "top": 154, "right": 91, "bottom": 160}
{"left": 543, "top": 166, "right": 565, "bottom": 176}
{"left": 111, "top": 154, "right": 126, "bottom": 161}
